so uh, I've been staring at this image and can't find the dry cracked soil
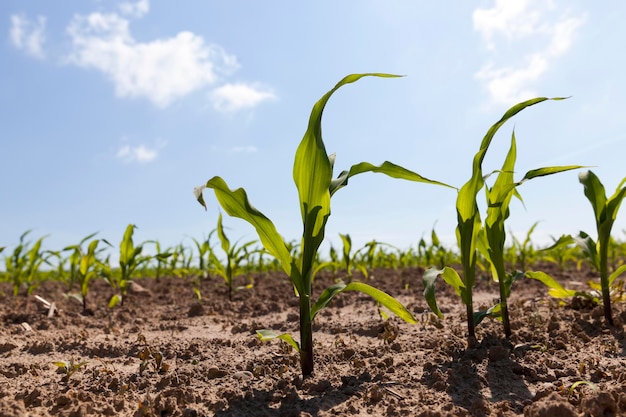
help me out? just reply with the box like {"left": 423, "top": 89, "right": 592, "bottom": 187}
{"left": 1, "top": 263, "right": 625, "bottom": 417}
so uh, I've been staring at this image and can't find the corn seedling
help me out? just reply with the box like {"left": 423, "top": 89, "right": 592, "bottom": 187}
{"left": 191, "top": 234, "right": 214, "bottom": 278}
{"left": 418, "top": 225, "right": 458, "bottom": 269}
{"left": 530, "top": 171, "right": 626, "bottom": 324}
{"left": 209, "top": 213, "right": 259, "bottom": 300}
{"left": 507, "top": 221, "right": 540, "bottom": 271}
{"left": 315, "top": 233, "right": 369, "bottom": 283}
{"left": 147, "top": 240, "right": 173, "bottom": 281}
{"left": 60, "top": 232, "right": 99, "bottom": 292}
{"left": 4, "top": 230, "right": 52, "bottom": 296}
{"left": 423, "top": 97, "right": 565, "bottom": 343}
{"left": 475, "top": 133, "right": 582, "bottom": 337}
{"left": 53, "top": 358, "right": 88, "bottom": 382}
{"left": 64, "top": 236, "right": 111, "bottom": 313}
{"left": 540, "top": 235, "right": 582, "bottom": 271}
{"left": 577, "top": 170, "right": 626, "bottom": 324}
{"left": 107, "top": 224, "right": 151, "bottom": 307}
{"left": 196, "top": 73, "right": 452, "bottom": 377}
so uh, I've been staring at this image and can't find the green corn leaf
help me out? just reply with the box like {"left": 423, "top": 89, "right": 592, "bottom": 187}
{"left": 311, "top": 283, "right": 346, "bottom": 319}
{"left": 344, "top": 281, "right": 416, "bottom": 324}
{"left": 201, "top": 176, "right": 294, "bottom": 280}
{"left": 606, "top": 177, "right": 626, "bottom": 227}
{"left": 423, "top": 267, "right": 444, "bottom": 319}
{"left": 423, "top": 267, "right": 467, "bottom": 318}
{"left": 525, "top": 271, "right": 577, "bottom": 298}
{"left": 541, "top": 234, "right": 575, "bottom": 252}
{"left": 474, "top": 303, "right": 502, "bottom": 326}
{"left": 294, "top": 73, "right": 402, "bottom": 237}
{"left": 579, "top": 171, "right": 608, "bottom": 225}
{"left": 311, "top": 281, "right": 416, "bottom": 323}
{"left": 573, "top": 231, "right": 599, "bottom": 269}
{"left": 216, "top": 213, "right": 231, "bottom": 254}
{"left": 330, "top": 161, "right": 455, "bottom": 196}
{"left": 609, "top": 264, "right": 626, "bottom": 286}
{"left": 108, "top": 294, "right": 122, "bottom": 308}
{"left": 521, "top": 165, "right": 587, "bottom": 182}
{"left": 120, "top": 224, "right": 134, "bottom": 263}
{"left": 256, "top": 330, "right": 300, "bottom": 352}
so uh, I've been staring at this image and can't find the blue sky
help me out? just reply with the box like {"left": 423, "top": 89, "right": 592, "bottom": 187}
{"left": 2, "top": 0, "right": 625, "bottom": 260}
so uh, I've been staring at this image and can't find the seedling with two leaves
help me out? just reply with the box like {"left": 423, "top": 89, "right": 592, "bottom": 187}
{"left": 53, "top": 358, "right": 88, "bottom": 382}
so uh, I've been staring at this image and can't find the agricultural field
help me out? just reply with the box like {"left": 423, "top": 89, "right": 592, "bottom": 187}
{"left": 2, "top": 74, "right": 626, "bottom": 416}
{"left": 1, "top": 229, "right": 625, "bottom": 417}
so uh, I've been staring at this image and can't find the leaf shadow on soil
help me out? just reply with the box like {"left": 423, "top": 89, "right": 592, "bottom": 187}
{"left": 213, "top": 374, "right": 369, "bottom": 417}
{"left": 573, "top": 312, "right": 626, "bottom": 356}
{"left": 421, "top": 335, "right": 533, "bottom": 417}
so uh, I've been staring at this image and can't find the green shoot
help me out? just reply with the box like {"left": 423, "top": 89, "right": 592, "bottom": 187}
{"left": 423, "top": 97, "right": 565, "bottom": 344}
{"left": 475, "top": 132, "right": 583, "bottom": 337}
{"left": 196, "top": 73, "right": 452, "bottom": 377}
{"left": 209, "top": 212, "right": 259, "bottom": 300}
{"left": 107, "top": 224, "right": 151, "bottom": 307}
{"left": 577, "top": 170, "right": 626, "bottom": 324}
{"left": 53, "top": 358, "right": 88, "bottom": 382}
{"left": 4, "top": 230, "right": 51, "bottom": 296}
{"left": 531, "top": 171, "right": 626, "bottom": 324}
{"left": 64, "top": 236, "right": 111, "bottom": 313}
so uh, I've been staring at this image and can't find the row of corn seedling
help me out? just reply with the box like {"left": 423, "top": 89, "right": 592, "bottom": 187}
{"left": 195, "top": 73, "right": 626, "bottom": 377}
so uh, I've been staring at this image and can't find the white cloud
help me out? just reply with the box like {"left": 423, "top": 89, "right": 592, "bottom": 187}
{"left": 116, "top": 141, "right": 163, "bottom": 164}
{"left": 473, "top": 0, "right": 542, "bottom": 50}
{"left": 66, "top": 11, "right": 239, "bottom": 107}
{"left": 119, "top": 0, "right": 150, "bottom": 18}
{"left": 473, "top": 1, "right": 586, "bottom": 106}
{"left": 9, "top": 14, "right": 46, "bottom": 59}
{"left": 210, "top": 83, "right": 277, "bottom": 112}
{"left": 231, "top": 146, "right": 258, "bottom": 153}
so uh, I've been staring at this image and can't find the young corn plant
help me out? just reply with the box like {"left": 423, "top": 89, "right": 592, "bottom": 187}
{"left": 540, "top": 235, "right": 582, "bottom": 271}
{"left": 578, "top": 170, "right": 626, "bottom": 324}
{"left": 314, "top": 233, "right": 369, "bottom": 283}
{"left": 61, "top": 232, "right": 99, "bottom": 292}
{"left": 4, "top": 230, "right": 51, "bottom": 296}
{"left": 423, "top": 97, "right": 565, "bottom": 344}
{"left": 107, "top": 224, "right": 151, "bottom": 307}
{"left": 530, "top": 171, "right": 626, "bottom": 325}
{"left": 148, "top": 240, "right": 173, "bottom": 281}
{"left": 507, "top": 221, "right": 540, "bottom": 271}
{"left": 195, "top": 73, "right": 452, "bottom": 377}
{"left": 418, "top": 225, "right": 457, "bottom": 269}
{"left": 474, "top": 133, "right": 582, "bottom": 337}
{"left": 63, "top": 236, "right": 111, "bottom": 313}
{"left": 209, "top": 213, "right": 259, "bottom": 300}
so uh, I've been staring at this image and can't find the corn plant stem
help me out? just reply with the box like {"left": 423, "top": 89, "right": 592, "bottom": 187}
{"left": 599, "top": 243, "right": 613, "bottom": 325}
{"left": 462, "top": 262, "right": 477, "bottom": 344}
{"left": 495, "top": 264, "right": 511, "bottom": 338}
{"left": 299, "top": 293, "right": 314, "bottom": 377}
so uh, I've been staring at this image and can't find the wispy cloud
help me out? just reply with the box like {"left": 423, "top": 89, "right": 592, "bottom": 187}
{"left": 66, "top": 8, "right": 238, "bottom": 108}
{"left": 9, "top": 14, "right": 46, "bottom": 59}
{"left": 119, "top": 0, "right": 150, "bottom": 18}
{"left": 210, "top": 83, "right": 277, "bottom": 112}
{"left": 116, "top": 140, "right": 165, "bottom": 164}
{"left": 230, "top": 146, "right": 258, "bottom": 153}
{"left": 473, "top": 0, "right": 586, "bottom": 106}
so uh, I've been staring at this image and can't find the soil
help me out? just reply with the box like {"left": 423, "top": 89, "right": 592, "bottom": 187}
{"left": 1, "top": 264, "right": 625, "bottom": 417}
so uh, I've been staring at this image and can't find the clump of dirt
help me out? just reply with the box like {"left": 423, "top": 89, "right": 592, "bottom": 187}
{"left": 0, "top": 264, "right": 624, "bottom": 416}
